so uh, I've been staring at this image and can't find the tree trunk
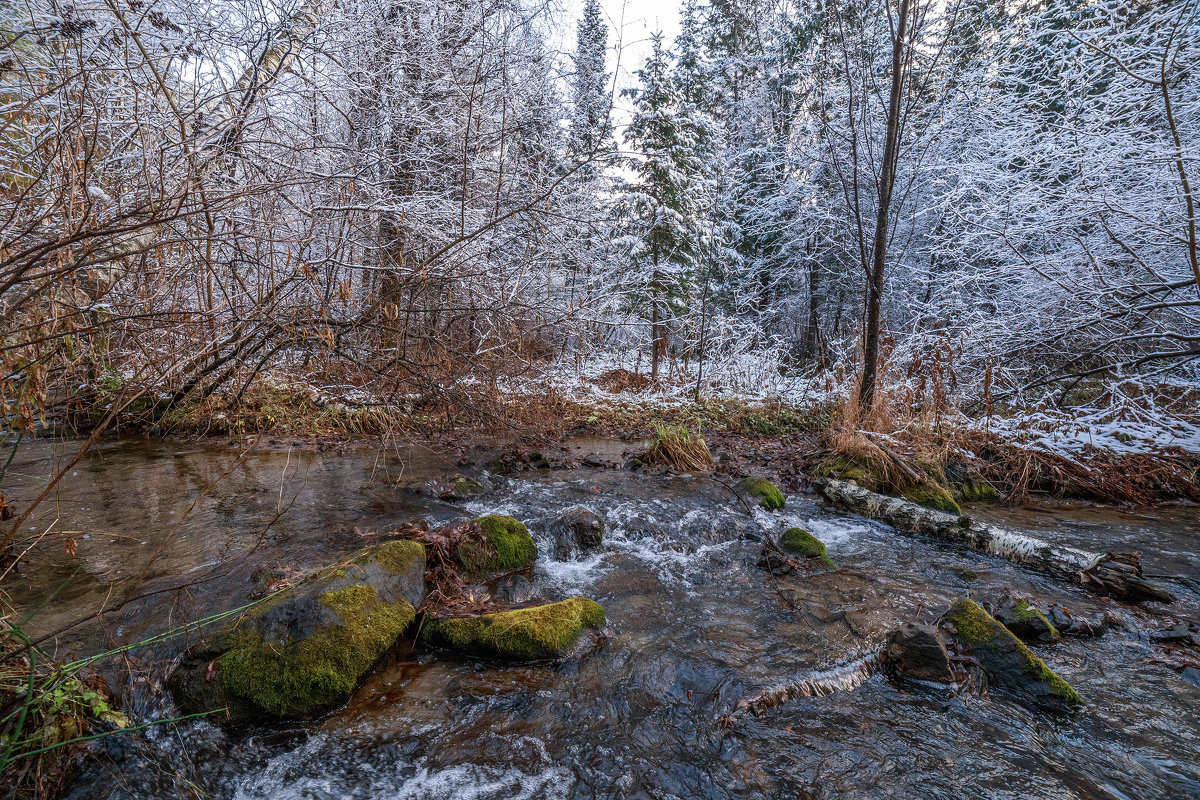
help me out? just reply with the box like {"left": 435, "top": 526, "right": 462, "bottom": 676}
{"left": 804, "top": 234, "right": 821, "bottom": 361}
{"left": 858, "top": 0, "right": 911, "bottom": 414}
{"left": 814, "top": 478, "right": 1177, "bottom": 603}
{"left": 651, "top": 244, "right": 661, "bottom": 380}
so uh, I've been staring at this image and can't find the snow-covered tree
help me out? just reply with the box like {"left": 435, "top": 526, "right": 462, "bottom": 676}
{"left": 619, "top": 33, "right": 707, "bottom": 379}
{"left": 568, "top": 0, "right": 614, "bottom": 179}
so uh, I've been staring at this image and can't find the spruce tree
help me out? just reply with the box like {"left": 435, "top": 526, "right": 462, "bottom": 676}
{"left": 568, "top": 0, "right": 614, "bottom": 180}
{"left": 622, "top": 33, "right": 705, "bottom": 380}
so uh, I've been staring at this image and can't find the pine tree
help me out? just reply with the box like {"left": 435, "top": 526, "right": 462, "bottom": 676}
{"left": 568, "top": 0, "right": 614, "bottom": 180}
{"left": 621, "top": 33, "right": 706, "bottom": 380}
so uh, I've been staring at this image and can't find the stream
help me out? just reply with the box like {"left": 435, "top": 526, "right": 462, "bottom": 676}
{"left": 4, "top": 437, "right": 1199, "bottom": 799}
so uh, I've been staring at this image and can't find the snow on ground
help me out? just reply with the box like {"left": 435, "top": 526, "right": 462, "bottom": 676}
{"left": 513, "top": 354, "right": 1200, "bottom": 456}
{"left": 978, "top": 403, "right": 1200, "bottom": 457}
{"left": 502, "top": 349, "right": 832, "bottom": 407}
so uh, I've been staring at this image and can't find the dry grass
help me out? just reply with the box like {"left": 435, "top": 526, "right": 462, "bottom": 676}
{"left": 595, "top": 368, "right": 652, "bottom": 393}
{"left": 645, "top": 422, "right": 715, "bottom": 472}
{"left": 968, "top": 431, "right": 1200, "bottom": 504}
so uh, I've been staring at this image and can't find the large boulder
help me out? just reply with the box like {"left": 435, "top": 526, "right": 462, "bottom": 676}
{"left": 452, "top": 515, "right": 538, "bottom": 579}
{"left": 943, "top": 598, "right": 1080, "bottom": 712}
{"left": 424, "top": 597, "right": 605, "bottom": 660}
{"left": 170, "top": 539, "right": 425, "bottom": 721}
{"left": 551, "top": 506, "right": 604, "bottom": 558}
{"left": 885, "top": 622, "right": 955, "bottom": 683}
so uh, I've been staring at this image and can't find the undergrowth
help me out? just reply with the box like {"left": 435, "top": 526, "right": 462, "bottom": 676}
{"left": 646, "top": 423, "right": 714, "bottom": 472}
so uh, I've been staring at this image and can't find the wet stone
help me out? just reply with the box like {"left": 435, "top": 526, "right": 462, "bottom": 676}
{"left": 993, "top": 597, "right": 1062, "bottom": 643}
{"left": 494, "top": 574, "right": 536, "bottom": 605}
{"left": 552, "top": 506, "right": 604, "bottom": 558}
{"left": 943, "top": 598, "right": 1080, "bottom": 713}
{"left": 885, "top": 622, "right": 955, "bottom": 683}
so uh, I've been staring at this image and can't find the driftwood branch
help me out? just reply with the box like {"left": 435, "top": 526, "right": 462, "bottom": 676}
{"left": 813, "top": 478, "right": 1176, "bottom": 603}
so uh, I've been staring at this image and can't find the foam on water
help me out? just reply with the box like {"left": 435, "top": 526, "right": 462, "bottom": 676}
{"left": 386, "top": 763, "right": 573, "bottom": 800}
{"left": 232, "top": 735, "right": 573, "bottom": 800}
{"left": 534, "top": 548, "right": 609, "bottom": 592}
{"left": 751, "top": 502, "right": 875, "bottom": 556}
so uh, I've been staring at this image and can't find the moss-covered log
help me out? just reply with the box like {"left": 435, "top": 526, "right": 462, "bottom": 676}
{"left": 944, "top": 598, "right": 1080, "bottom": 712}
{"left": 814, "top": 478, "right": 1175, "bottom": 603}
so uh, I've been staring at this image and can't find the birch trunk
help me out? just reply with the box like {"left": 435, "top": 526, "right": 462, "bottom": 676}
{"left": 814, "top": 478, "right": 1176, "bottom": 603}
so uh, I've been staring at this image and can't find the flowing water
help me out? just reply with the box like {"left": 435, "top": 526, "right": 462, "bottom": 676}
{"left": 4, "top": 437, "right": 1199, "bottom": 800}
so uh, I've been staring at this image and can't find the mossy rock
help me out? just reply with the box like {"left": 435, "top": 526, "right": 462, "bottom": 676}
{"left": 812, "top": 454, "right": 881, "bottom": 487}
{"left": 994, "top": 598, "right": 1061, "bottom": 643}
{"left": 430, "top": 473, "right": 485, "bottom": 501}
{"left": 453, "top": 515, "right": 538, "bottom": 579}
{"left": 738, "top": 477, "right": 786, "bottom": 511}
{"left": 170, "top": 539, "right": 425, "bottom": 721}
{"left": 780, "top": 528, "right": 835, "bottom": 568}
{"left": 424, "top": 597, "right": 606, "bottom": 660}
{"left": 943, "top": 598, "right": 1079, "bottom": 712}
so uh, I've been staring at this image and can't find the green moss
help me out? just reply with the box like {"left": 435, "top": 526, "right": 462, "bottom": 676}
{"left": 956, "top": 478, "right": 1001, "bottom": 502}
{"left": 946, "top": 598, "right": 1079, "bottom": 706}
{"left": 817, "top": 454, "right": 964, "bottom": 514}
{"left": 900, "top": 482, "right": 962, "bottom": 515}
{"left": 455, "top": 515, "right": 538, "bottom": 578}
{"left": 739, "top": 477, "right": 786, "bottom": 511}
{"left": 813, "top": 456, "right": 875, "bottom": 487}
{"left": 215, "top": 584, "right": 415, "bottom": 717}
{"left": 946, "top": 597, "right": 997, "bottom": 647}
{"left": 781, "top": 528, "right": 836, "bottom": 568}
{"left": 425, "top": 597, "right": 605, "bottom": 660}
{"left": 952, "top": 567, "right": 979, "bottom": 582}
{"left": 454, "top": 475, "right": 484, "bottom": 495}
{"left": 371, "top": 539, "right": 425, "bottom": 576}
{"left": 1010, "top": 599, "right": 1060, "bottom": 639}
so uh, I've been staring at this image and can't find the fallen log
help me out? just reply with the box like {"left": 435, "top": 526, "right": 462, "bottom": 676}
{"left": 813, "top": 478, "right": 1176, "bottom": 603}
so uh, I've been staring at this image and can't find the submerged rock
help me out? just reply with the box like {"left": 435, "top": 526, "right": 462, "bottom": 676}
{"left": 780, "top": 528, "right": 835, "bottom": 568}
{"left": 552, "top": 506, "right": 604, "bottom": 557}
{"left": 885, "top": 623, "right": 954, "bottom": 683}
{"left": 993, "top": 597, "right": 1061, "bottom": 643}
{"left": 1047, "top": 605, "right": 1109, "bottom": 637}
{"left": 453, "top": 515, "right": 538, "bottom": 579}
{"left": 171, "top": 539, "right": 426, "bottom": 721}
{"left": 428, "top": 473, "right": 484, "bottom": 501}
{"left": 738, "top": 477, "right": 786, "bottom": 511}
{"left": 943, "top": 598, "right": 1080, "bottom": 712}
{"left": 951, "top": 566, "right": 979, "bottom": 582}
{"left": 424, "top": 597, "right": 606, "bottom": 660}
